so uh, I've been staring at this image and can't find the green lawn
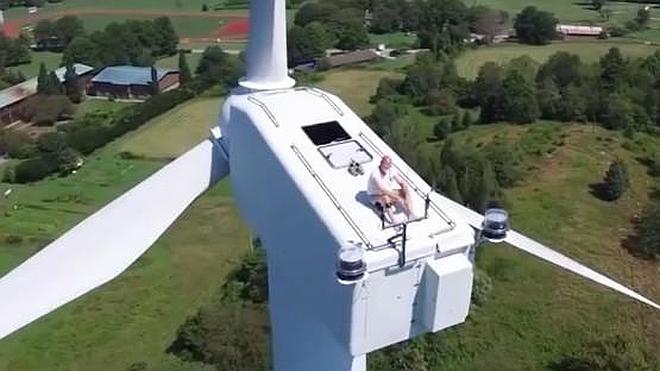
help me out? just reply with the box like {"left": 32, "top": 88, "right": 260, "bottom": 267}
{"left": 0, "top": 93, "right": 248, "bottom": 371}
{"left": 317, "top": 68, "right": 403, "bottom": 116}
{"left": 7, "top": 52, "right": 63, "bottom": 79}
{"left": 157, "top": 52, "right": 204, "bottom": 73}
{"left": 455, "top": 40, "right": 658, "bottom": 79}
{"left": 116, "top": 97, "right": 222, "bottom": 159}
{"left": 369, "top": 32, "right": 417, "bottom": 49}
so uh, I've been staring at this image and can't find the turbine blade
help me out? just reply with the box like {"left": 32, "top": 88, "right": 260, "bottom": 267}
{"left": 438, "top": 195, "right": 660, "bottom": 310}
{"left": 0, "top": 138, "right": 230, "bottom": 340}
{"left": 504, "top": 231, "right": 660, "bottom": 310}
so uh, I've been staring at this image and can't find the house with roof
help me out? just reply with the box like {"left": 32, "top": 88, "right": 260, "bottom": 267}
{"left": 0, "top": 63, "right": 94, "bottom": 126}
{"left": 87, "top": 65, "right": 180, "bottom": 100}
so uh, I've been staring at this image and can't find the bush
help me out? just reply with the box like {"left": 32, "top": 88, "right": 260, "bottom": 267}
{"left": 650, "top": 152, "right": 660, "bottom": 177}
{"left": 0, "top": 130, "right": 36, "bottom": 159}
{"left": 12, "top": 157, "right": 59, "bottom": 183}
{"left": 433, "top": 119, "right": 451, "bottom": 140}
{"left": 471, "top": 268, "right": 493, "bottom": 307}
{"left": 594, "top": 160, "right": 630, "bottom": 201}
{"left": 21, "top": 95, "right": 74, "bottom": 126}
{"left": 634, "top": 204, "right": 660, "bottom": 260}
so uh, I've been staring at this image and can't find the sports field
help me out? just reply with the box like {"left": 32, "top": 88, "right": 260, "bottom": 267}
{"left": 456, "top": 40, "right": 659, "bottom": 79}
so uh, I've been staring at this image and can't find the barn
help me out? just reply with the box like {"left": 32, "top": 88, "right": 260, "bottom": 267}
{"left": 0, "top": 63, "right": 94, "bottom": 126}
{"left": 88, "top": 66, "right": 180, "bottom": 100}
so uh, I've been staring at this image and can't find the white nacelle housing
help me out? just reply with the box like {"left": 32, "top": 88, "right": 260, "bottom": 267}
{"left": 219, "top": 87, "right": 476, "bottom": 371}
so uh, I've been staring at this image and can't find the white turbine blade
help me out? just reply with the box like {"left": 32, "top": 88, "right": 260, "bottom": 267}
{"left": 0, "top": 138, "right": 230, "bottom": 340}
{"left": 438, "top": 194, "right": 660, "bottom": 310}
{"left": 504, "top": 231, "right": 660, "bottom": 310}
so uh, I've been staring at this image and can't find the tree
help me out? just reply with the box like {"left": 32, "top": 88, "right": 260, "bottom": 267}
{"left": 597, "top": 160, "right": 630, "bottom": 201}
{"left": 304, "top": 21, "right": 334, "bottom": 56}
{"left": 600, "top": 47, "right": 626, "bottom": 92}
{"left": 461, "top": 110, "right": 473, "bottom": 129}
{"left": 475, "top": 62, "right": 505, "bottom": 123}
{"left": 635, "top": 7, "right": 651, "bottom": 28}
{"left": 48, "top": 71, "right": 63, "bottom": 95}
{"left": 33, "top": 19, "right": 55, "bottom": 49}
{"left": 634, "top": 204, "right": 660, "bottom": 260}
{"left": 468, "top": 6, "right": 509, "bottom": 41}
{"left": 178, "top": 51, "right": 192, "bottom": 84}
{"left": 54, "top": 15, "right": 85, "bottom": 47}
{"left": 196, "top": 46, "right": 243, "bottom": 90}
{"left": 433, "top": 118, "right": 451, "bottom": 139}
{"left": 537, "top": 51, "right": 583, "bottom": 88}
{"left": 62, "top": 36, "right": 98, "bottom": 66}
{"left": 201, "top": 3, "right": 209, "bottom": 11}
{"left": 501, "top": 69, "right": 539, "bottom": 124}
{"left": 37, "top": 63, "right": 49, "bottom": 94}
{"left": 514, "top": 6, "right": 558, "bottom": 45}
{"left": 437, "top": 166, "right": 463, "bottom": 204}
{"left": 336, "top": 21, "right": 369, "bottom": 50}
{"left": 426, "top": 88, "right": 457, "bottom": 116}
{"left": 294, "top": 3, "right": 338, "bottom": 27}
{"left": 287, "top": 25, "right": 316, "bottom": 66}
{"left": 153, "top": 17, "right": 179, "bottom": 56}
{"left": 592, "top": 0, "right": 606, "bottom": 11}
{"left": 150, "top": 66, "right": 159, "bottom": 95}
{"left": 64, "top": 63, "right": 82, "bottom": 104}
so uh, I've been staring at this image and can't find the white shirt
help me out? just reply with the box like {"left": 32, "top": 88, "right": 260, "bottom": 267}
{"left": 367, "top": 166, "right": 402, "bottom": 196}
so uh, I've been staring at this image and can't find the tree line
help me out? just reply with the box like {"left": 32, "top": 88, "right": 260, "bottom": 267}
{"left": 53, "top": 16, "right": 179, "bottom": 67}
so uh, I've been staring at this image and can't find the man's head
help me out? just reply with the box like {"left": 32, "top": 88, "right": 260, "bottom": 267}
{"left": 379, "top": 156, "right": 392, "bottom": 173}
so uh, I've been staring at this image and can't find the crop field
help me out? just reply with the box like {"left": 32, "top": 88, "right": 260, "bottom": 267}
{"left": 455, "top": 40, "right": 658, "bottom": 79}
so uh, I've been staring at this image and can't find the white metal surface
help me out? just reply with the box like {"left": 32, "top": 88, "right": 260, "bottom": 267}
{"left": 222, "top": 86, "right": 476, "bottom": 371}
{"left": 421, "top": 255, "right": 473, "bottom": 332}
{"left": 239, "top": 0, "right": 295, "bottom": 90}
{"left": 0, "top": 139, "right": 229, "bottom": 340}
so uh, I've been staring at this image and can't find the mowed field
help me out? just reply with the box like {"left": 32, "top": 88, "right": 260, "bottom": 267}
{"left": 0, "top": 93, "right": 248, "bottom": 371}
{"left": 456, "top": 40, "right": 659, "bottom": 79}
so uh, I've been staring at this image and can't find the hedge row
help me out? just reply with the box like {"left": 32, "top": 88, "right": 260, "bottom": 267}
{"left": 66, "top": 89, "right": 195, "bottom": 155}
{"left": 7, "top": 88, "right": 196, "bottom": 183}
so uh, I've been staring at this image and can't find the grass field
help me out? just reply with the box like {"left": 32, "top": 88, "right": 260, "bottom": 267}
{"left": 0, "top": 92, "right": 248, "bottom": 371}
{"left": 369, "top": 32, "right": 417, "bottom": 49}
{"left": 455, "top": 40, "right": 659, "bottom": 79}
{"left": 157, "top": 52, "right": 204, "bottom": 73}
{"left": 116, "top": 97, "right": 221, "bottom": 159}
{"left": 7, "top": 51, "right": 63, "bottom": 78}
{"left": 317, "top": 68, "right": 404, "bottom": 116}
{"left": 430, "top": 124, "right": 660, "bottom": 369}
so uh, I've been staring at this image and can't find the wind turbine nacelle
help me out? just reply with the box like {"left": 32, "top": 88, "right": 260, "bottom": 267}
{"left": 218, "top": 86, "right": 479, "bottom": 369}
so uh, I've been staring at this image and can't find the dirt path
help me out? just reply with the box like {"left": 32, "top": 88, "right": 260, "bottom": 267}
{"left": 2, "top": 8, "right": 249, "bottom": 39}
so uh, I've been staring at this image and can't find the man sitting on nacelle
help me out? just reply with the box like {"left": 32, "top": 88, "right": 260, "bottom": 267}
{"left": 367, "top": 156, "right": 415, "bottom": 222}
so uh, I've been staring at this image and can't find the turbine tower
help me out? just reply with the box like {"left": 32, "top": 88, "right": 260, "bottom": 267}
{"left": 0, "top": 2, "right": 657, "bottom": 371}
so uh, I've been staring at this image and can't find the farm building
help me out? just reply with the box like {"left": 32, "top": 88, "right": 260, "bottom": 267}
{"left": 0, "top": 63, "right": 94, "bottom": 126}
{"left": 322, "top": 50, "right": 382, "bottom": 69}
{"left": 88, "top": 66, "right": 179, "bottom": 100}
{"left": 557, "top": 24, "right": 604, "bottom": 37}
